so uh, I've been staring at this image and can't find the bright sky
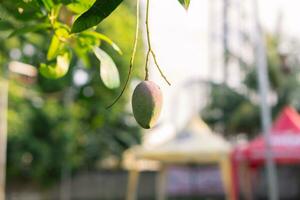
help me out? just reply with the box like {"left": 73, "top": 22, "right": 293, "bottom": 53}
{"left": 259, "top": 0, "right": 300, "bottom": 37}
{"left": 143, "top": 0, "right": 300, "bottom": 145}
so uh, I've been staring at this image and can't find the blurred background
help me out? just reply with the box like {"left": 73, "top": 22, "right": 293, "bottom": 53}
{"left": 2, "top": 0, "right": 300, "bottom": 199}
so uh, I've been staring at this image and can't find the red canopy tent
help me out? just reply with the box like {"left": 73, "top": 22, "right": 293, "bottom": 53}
{"left": 231, "top": 106, "right": 300, "bottom": 200}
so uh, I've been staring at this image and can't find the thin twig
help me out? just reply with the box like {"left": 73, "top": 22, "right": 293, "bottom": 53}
{"left": 145, "top": 0, "right": 152, "bottom": 49}
{"left": 145, "top": 50, "right": 150, "bottom": 80}
{"left": 151, "top": 50, "right": 171, "bottom": 85}
{"left": 106, "top": 0, "right": 140, "bottom": 109}
{"left": 145, "top": 0, "right": 171, "bottom": 85}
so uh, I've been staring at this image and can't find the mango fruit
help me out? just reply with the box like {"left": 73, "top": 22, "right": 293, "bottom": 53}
{"left": 132, "top": 81, "right": 163, "bottom": 129}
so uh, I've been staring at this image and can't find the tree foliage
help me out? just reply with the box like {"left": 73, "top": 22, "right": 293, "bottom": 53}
{"left": 202, "top": 35, "right": 300, "bottom": 137}
{"left": 1, "top": 0, "right": 145, "bottom": 185}
{"left": 1, "top": 0, "right": 190, "bottom": 81}
{"left": 1, "top": 0, "right": 190, "bottom": 186}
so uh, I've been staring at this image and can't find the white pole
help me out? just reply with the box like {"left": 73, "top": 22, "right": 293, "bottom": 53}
{"left": 223, "top": 0, "right": 229, "bottom": 84}
{"left": 253, "top": 0, "right": 279, "bottom": 200}
{"left": 0, "top": 78, "right": 8, "bottom": 200}
{"left": 0, "top": 63, "right": 36, "bottom": 200}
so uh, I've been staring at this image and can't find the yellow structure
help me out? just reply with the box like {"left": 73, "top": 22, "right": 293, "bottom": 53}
{"left": 123, "top": 116, "right": 234, "bottom": 200}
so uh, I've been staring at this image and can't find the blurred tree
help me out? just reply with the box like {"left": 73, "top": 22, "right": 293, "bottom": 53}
{"left": 1, "top": 1, "right": 143, "bottom": 186}
{"left": 202, "top": 34, "right": 300, "bottom": 137}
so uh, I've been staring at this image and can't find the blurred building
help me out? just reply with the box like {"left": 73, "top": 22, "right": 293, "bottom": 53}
{"left": 143, "top": 0, "right": 300, "bottom": 142}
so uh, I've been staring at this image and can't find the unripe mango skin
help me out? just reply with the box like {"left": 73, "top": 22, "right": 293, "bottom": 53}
{"left": 132, "top": 81, "right": 163, "bottom": 129}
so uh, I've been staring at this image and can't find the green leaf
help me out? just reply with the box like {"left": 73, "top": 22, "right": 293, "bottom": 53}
{"left": 47, "top": 35, "right": 60, "bottom": 61}
{"left": 81, "top": 31, "right": 122, "bottom": 54}
{"left": 8, "top": 23, "right": 50, "bottom": 38}
{"left": 178, "top": 0, "right": 190, "bottom": 10}
{"left": 71, "top": 0, "right": 123, "bottom": 33}
{"left": 40, "top": 51, "right": 71, "bottom": 79}
{"left": 47, "top": 28, "right": 69, "bottom": 60}
{"left": 67, "top": 0, "right": 96, "bottom": 14}
{"left": 56, "top": 0, "right": 75, "bottom": 5}
{"left": 93, "top": 47, "right": 120, "bottom": 89}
